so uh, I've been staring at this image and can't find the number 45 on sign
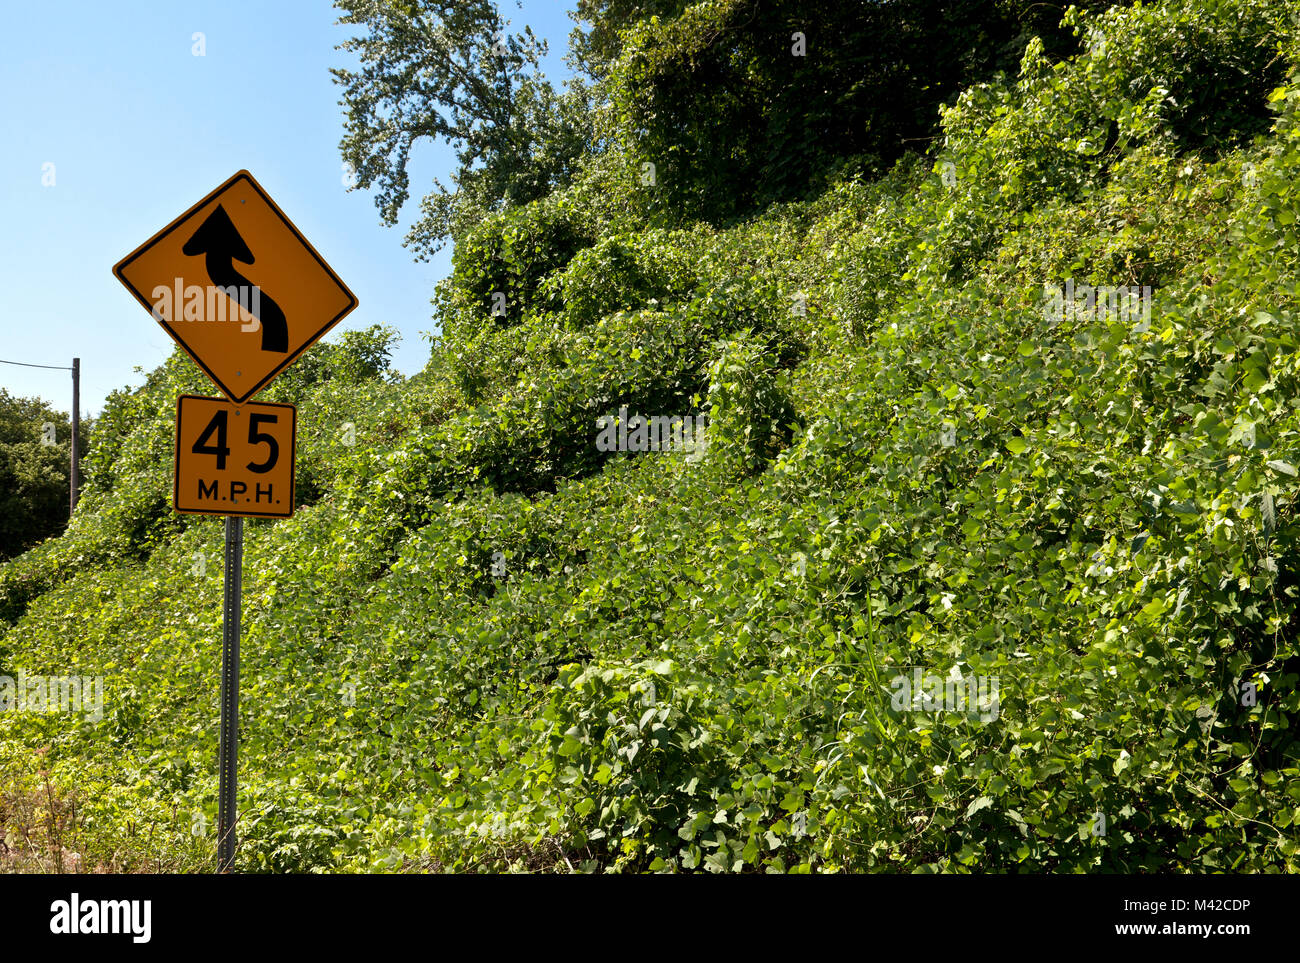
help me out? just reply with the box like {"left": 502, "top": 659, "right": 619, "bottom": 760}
{"left": 174, "top": 395, "right": 297, "bottom": 518}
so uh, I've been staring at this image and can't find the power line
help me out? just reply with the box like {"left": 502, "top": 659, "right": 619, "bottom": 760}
{"left": 0, "top": 358, "right": 74, "bottom": 371}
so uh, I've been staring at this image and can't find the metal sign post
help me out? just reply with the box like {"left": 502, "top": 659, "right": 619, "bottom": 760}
{"left": 217, "top": 515, "right": 242, "bottom": 872}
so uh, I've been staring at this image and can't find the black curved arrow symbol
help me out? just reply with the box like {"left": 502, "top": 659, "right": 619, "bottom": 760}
{"left": 181, "top": 204, "right": 288, "bottom": 353}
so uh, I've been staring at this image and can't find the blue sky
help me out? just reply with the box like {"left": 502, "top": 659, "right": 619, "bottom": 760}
{"left": 0, "top": 0, "right": 576, "bottom": 415}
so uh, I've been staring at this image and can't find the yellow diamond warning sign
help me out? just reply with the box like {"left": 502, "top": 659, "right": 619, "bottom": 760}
{"left": 174, "top": 395, "right": 296, "bottom": 518}
{"left": 114, "top": 170, "right": 358, "bottom": 404}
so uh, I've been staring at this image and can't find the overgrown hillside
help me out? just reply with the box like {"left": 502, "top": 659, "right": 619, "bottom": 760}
{"left": 3, "top": 0, "right": 1300, "bottom": 872}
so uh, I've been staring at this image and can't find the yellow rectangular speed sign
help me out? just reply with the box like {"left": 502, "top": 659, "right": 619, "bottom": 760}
{"left": 174, "top": 395, "right": 296, "bottom": 518}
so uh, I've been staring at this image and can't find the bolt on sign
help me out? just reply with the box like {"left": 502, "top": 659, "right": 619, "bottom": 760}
{"left": 112, "top": 169, "right": 358, "bottom": 404}
{"left": 174, "top": 395, "right": 296, "bottom": 519}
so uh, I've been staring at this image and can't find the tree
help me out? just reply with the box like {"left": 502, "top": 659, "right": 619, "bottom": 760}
{"left": 605, "top": 0, "right": 1127, "bottom": 225}
{"left": 565, "top": 0, "right": 691, "bottom": 79}
{"left": 0, "top": 389, "right": 84, "bottom": 559}
{"left": 333, "top": 0, "right": 592, "bottom": 259}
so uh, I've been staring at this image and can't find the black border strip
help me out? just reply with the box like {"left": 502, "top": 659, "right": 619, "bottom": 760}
{"left": 3, "top": 872, "right": 1281, "bottom": 949}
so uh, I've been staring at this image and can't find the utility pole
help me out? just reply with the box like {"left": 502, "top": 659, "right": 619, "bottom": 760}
{"left": 70, "top": 357, "right": 80, "bottom": 517}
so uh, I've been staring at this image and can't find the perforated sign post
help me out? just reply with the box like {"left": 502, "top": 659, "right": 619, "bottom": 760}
{"left": 113, "top": 171, "right": 356, "bottom": 872}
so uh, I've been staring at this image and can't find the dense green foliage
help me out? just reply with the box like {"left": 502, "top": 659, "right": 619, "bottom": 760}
{"left": 4, "top": 0, "right": 1300, "bottom": 873}
{"left": 608, "top": 0, "right": 1125, "bottom": 224}
{"left": 336, "top": 0, "right": 1124, "bottom": 253}
{"left": 0, "top": 389, "right": 85, "bottom": 561}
